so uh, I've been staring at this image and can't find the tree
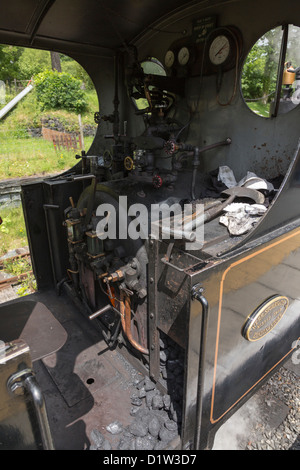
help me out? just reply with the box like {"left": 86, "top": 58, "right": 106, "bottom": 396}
{"left": 0, "top": 45, "right": 24, "bottom": 82}
{"left": 18, "top": 48, "right": 51, "bottom": 79}
{"left": 50, "top": 51, "right": 62, "bottom": 73}
{"left": 241, "top": 27, "right": 282, "bottom": 102}
{"left": 34, "top": 70, "right": 86, "bottom": 113}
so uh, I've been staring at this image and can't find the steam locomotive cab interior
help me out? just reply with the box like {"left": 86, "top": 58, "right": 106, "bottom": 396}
{"left": 1, "top": 0, "right": 300, "bottom": 451}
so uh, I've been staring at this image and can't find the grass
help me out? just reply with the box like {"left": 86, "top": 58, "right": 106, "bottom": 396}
{"left": 0, "top": 80, "right": 99, "bottom": 297}
{"left": 0, "top": 203, "right": 36, "bottom": 297}
{"left": 0, "top": 206, "right": 28, "bottom": 256}
{"left": 246, "top": 101, "right": 271, "bottom": 118}
{"left": 0, "top": 85, "right": 98, "bottom": 252}
{"left": 2, "top": 256, "right": 36, "bottom": 297}
{"left": 1, "top": 88, "right": 98, "bottom": 131}
{"left": 0, "top": 134, "right": 94, "bottom": 178}
{"left": 0, "top": 87, "right": 97, "bottom": 179}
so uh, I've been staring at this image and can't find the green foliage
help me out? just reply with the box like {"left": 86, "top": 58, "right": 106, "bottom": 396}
{"left": 0, "top": 45, "right": 24, "bottom": 81}
{"left": 34, "top": 70, "right": 87, "bottom": 113}
{"left": 0, "top": 207, "right": 27, "bottom": 256}
{"left": 241, "top": 44, "right": 266, "bottom": 100}
{"left": 60, "top": 55, "right": 95, "bottom": 89}
{"left": 18, "top": 48, "right": 52, "bottom": 80}
{"left": 3, "top": 257, "right": 31, "bottom": 276}
{"left": 0, "top": 134, "right": 95, "bottom": 179}
{"left": 241, "top": 27, "right": 282, "bottom": 102}
{"left": 2, "top": 256, "right": 37, "bottom": 296}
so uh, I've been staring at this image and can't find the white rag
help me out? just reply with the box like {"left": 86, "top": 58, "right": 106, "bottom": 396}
{"left": 219, "top": 203, "right": 267, "bottom": 236}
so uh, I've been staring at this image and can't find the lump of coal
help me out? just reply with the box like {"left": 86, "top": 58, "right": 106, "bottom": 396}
{"left": 152, "top": 393, "right": 164, "bottom": 410}
{"left": 135, "top": 436, "right": 155, "bottom": 450}
{"left": 131, "top": 393, "right": 143, "bottom": 406}
{"left": 90, "top": 429, "right": 104, "bottom": 449}
{"left": 148, "top": 416, "right": 161, "bottom": 438}
{"left": 90, "top": 429, "right": 112, "bottom": 450}
{"left": 159, "top": 426, "right": 178, "bottom": 443}
{"left": 129, "top": 420, "right": 148, "bottom": 437}
{"left": 144, "top": 375, "right": 156, "bottom": 391}
{"left": 106, "top": 421, "right": 123, "bottom": 435}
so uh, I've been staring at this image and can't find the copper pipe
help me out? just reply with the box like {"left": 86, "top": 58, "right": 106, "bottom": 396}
{"left": 119, "top": 291, "right": 149, "bottom": 355}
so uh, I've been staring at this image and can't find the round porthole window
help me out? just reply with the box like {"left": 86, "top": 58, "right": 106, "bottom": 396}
{"left": 241, "top": 24, "right": 300, "bottom": 118}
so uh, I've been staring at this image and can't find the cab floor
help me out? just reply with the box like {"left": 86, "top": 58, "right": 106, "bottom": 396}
{"left": 0, "top": 288, "right": 144, "bottom": 450}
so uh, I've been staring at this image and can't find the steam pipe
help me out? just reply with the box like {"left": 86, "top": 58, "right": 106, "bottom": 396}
{"left": 119, "top": 291, "right": 149, "bottom": 355}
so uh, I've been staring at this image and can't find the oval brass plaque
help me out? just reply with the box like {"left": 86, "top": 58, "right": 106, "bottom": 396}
{"left": 242, "top": 295, "right": 289, "bottom": 342}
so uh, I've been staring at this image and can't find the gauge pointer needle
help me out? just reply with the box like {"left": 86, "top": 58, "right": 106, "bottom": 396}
{"left": 215, "top": 44, "right": 227, "bottom": 57}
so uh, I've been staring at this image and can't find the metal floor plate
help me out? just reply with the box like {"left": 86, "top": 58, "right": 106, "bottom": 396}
{"left": 1, "top": 290, "right": 143, "bottom": 450}
{"left": 42, "top": 320, "right": 125, "bottom": 407}
{"left": 0, "top": 300, "right": 67, "bottom": 361}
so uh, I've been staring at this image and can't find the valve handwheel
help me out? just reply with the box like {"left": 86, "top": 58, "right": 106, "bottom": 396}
{"left": 164, "top": 140, "right": 179, "bottom": 155}
{"left": 152, "top": 175, "right": 163, "bottom": 188}
{"left": 124, "top": 156, "right": 134, "bottom": 171}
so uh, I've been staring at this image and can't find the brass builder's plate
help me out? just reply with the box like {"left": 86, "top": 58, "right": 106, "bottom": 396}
{"left": 242, "top": 295, "right": 289, "bottom": 342}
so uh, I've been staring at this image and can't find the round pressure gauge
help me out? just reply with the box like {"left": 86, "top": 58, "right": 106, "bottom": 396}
{"left": 209, "top": 35, "right": 231, "bottom": 65}
{"left": 178, "top": 46, "right": 190, "bottom": 66}
{"left": 164, "top": 50, "right": 175, "bottom": 68}
{"left": 207, "top": 27, "right": 243, "bottom": 70}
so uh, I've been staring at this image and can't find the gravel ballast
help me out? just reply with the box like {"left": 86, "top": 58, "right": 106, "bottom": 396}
{"left": 213, "top": 357, "right": 300, "bottom": 450}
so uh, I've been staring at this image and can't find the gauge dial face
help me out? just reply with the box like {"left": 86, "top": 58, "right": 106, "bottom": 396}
{"left": 164, "top": 50, "right": 175, "bottom": 68}
{"left": 178, "top": 46, "right": 190, "bottom": 66}
{"left": 209, "top": 35, "right": 230, "bottom": 65}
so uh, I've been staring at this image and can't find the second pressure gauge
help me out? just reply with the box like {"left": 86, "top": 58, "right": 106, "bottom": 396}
{"left": 178, "top": 46, "right": 190, "bottom": 66}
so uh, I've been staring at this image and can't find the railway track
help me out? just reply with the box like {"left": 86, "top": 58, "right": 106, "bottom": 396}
{"left": 0, "top": 173, "right": 59, "bottom": 207}
{"left": 0, "top": 250, "right": 32, "bottom": 290}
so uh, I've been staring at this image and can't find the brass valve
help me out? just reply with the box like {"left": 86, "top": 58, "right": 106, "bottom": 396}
{"left": 104, "top": 269, "right": 124, "bottom": 283}
{"left": 124, "top": 156, "right": 134, "bottom": 171}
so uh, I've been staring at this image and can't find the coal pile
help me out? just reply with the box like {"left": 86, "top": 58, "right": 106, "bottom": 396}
{"left": 90, "top": 332, "right": 185, "bottom": 450}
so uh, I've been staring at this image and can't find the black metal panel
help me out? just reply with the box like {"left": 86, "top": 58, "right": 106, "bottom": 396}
{"left": 183, "top": 224, "right": 300, "bottom": 449}
{"left": 0, "top": 300, "right": 67, "bottom": 361}
{"left": 21, "top": 182, "right": 52, "bottom": 290}
{"left": 0, "top": 0, "right": 199, "bottom": 50}
{"left": 0, "top": 0, "right": 40, "bottom": 33}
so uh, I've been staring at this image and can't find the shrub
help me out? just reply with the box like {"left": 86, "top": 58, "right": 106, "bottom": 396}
{"left": 34, "top": 70, "right": 86, "bottom": 113}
